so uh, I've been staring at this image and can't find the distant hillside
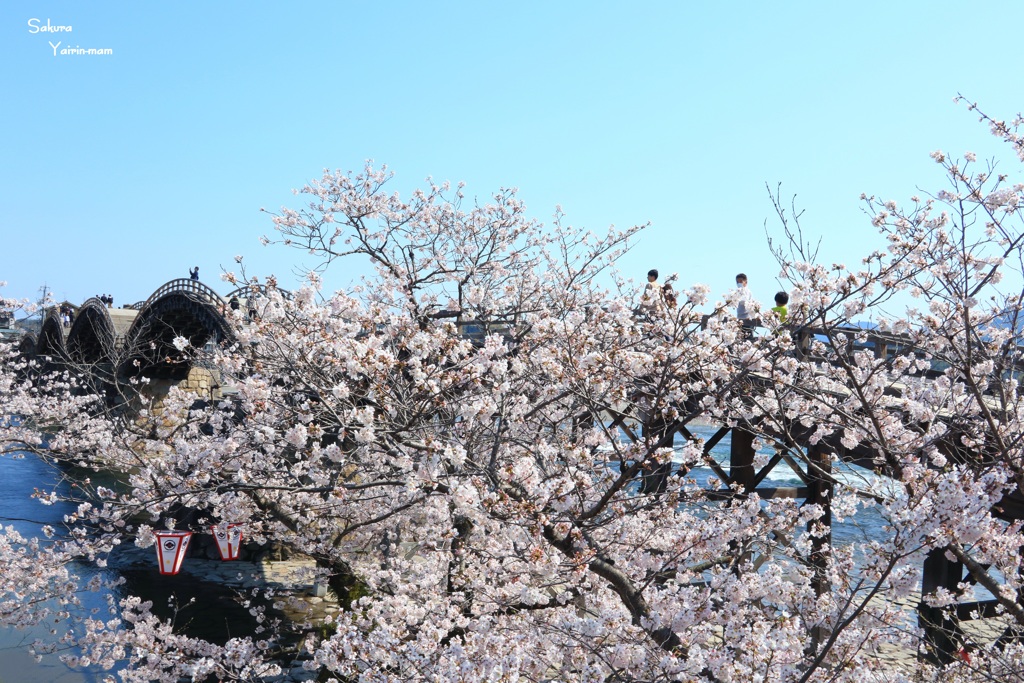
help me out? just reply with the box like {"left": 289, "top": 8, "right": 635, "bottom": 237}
{"left": 14, "top": 317, "right": 41, "bottom": 335}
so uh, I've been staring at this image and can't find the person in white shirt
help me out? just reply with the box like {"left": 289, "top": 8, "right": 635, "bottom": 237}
{"left": 639, "top": 269, "right": 664, "bottom": 318}
{"left": 736, "top": 272, "right": 756, "bottom": 337}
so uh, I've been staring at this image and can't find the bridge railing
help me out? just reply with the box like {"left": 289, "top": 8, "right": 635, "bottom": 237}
{"left": 786, "top": 324, "right": 1024, "bottom": 380}
{"left": 224, "top": 284, "right": 293, "bottom": 302}
{"left": 697, "top": 312, "right": 1024, "bottom": 380}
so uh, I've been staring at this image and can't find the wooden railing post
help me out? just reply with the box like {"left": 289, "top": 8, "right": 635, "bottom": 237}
{"left": 793, "top": 327, "right": 811, "bottom": 361}
{"left": 806, "top": 443, "right": 833, "bottom": 652}
{"left": 873, "top": 334, "right": 889, "bottom": 361}
{"left": 919, "top": 547, "right": 967, "bottom": 664}
{"left": 729, "top": 426, "right": 756, "bottom": 492}
{"left": 806, "top": 444, "right": 832, "bottom": 595}
{"left": 727, "top": 426, "right": 757, "bottom": 573}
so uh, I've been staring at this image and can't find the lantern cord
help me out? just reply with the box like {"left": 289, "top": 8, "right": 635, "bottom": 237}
{"left": 0, "top": 515, "right": 59, "bottom": 526}
{"left": 156, "top": 523, "right": 245, "bottom": 535}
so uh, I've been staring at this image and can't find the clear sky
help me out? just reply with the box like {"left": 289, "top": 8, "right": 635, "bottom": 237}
{"left": 2, "top": 1, "right": 1022, "bottom": 313}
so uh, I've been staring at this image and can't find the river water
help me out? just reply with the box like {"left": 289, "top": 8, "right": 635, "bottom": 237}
{"left": 677, "top": 422, "right": 892, "bottom": 546}
{"left": 0, "top": 453, "right": 271, "bottom": 682}
{"left": 0, "top": 453, "right": 107, "bottom": 682}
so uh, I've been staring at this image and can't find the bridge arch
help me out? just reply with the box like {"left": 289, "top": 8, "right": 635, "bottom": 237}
{"left": 223, "top": 284, "right": 293, "bottom": 321}
{"left": 66, "top": 298, "right": 117, "bottom": 368}
{"left": 36, "top": 308, "right": 67, "bottom": 363}
{"left": 18, "top": 333, "right": 37, "bottom": 356}
{"left": 121, "top": 279, "right": 236, "bottom": 380}
{"left": 224, "top": 284, "right": 293, "bottom": 302}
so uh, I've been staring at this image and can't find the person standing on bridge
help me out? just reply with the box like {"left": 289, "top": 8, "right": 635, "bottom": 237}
{"left": 736, "top": 273, "right": 757, "bottom": 338}
{"left": 189, "top": 266, "right": 200, "bottom": 281}
{"left": 662, "top": 278, "right": 677, "bottom": 311}
{"left": 771, "top": 291, "right": 789, "bottom": 323}
{"left": 637, "top": 269, "right": 665, "bottom": 319}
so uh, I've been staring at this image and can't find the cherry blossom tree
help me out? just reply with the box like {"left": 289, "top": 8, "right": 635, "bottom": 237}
{"left": 3, "top": 102, "right": 1024, "bottom": 681}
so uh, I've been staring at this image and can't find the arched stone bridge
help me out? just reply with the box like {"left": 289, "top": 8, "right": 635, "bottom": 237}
{"left": 21, "top": 279, "right": 288, "bottom": 383}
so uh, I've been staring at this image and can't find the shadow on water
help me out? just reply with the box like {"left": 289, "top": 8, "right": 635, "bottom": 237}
{"left": 0, "top": 450, "right": 291, "bottom": 681}
{"left": 118, "top": 568, "right": 283, "bottom": 646}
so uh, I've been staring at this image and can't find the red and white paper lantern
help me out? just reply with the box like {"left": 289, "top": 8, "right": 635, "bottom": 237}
{"left": 210, "top": 523, "right": 243, "bottom": 561}
{"left": 154, "top": 530, "right": 192, "bottom": 575}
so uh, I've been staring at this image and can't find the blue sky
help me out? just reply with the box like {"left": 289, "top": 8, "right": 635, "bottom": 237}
{"left": 2, "top": 1, "right": 1022, "bottom": 314}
